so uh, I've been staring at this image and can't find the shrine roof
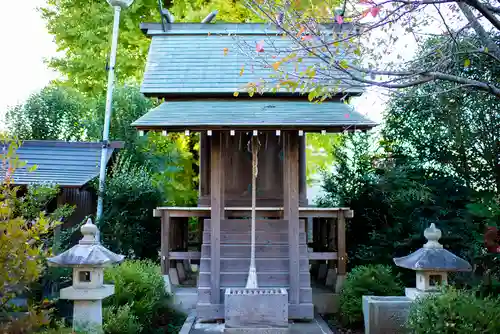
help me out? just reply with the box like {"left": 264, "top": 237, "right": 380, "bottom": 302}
{"left": 1, "top": 141, "right": 123, "bottom": 187}
{"left": 139, "top": 23, "right": 362, "bottom": 97}
{"left": 131, "top": 100, "right": 377, "bottom": 131}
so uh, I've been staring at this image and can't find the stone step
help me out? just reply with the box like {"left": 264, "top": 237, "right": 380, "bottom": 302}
{"left": 201, "top": 244, "right": 308, "bottom": 258}
{"left": 197, "top": 287, "right": 313, "bottom": 304}
{"left": 196, "top": 303, "right": 314, "bottom": 321}
{"left": 202, "top": 232, "right": 307, "bottom": 244}
{"left": 204, "top": 219, "right": 305, "bottom": 233}
{"left": 197, "top": 272, "right": 311, "bottom": 288}
{"left": 199, "top": 258, "right": 309, "bottom": 273}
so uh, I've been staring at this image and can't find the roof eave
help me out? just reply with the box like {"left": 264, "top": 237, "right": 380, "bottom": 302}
{"left": 132, "top": 124, "right": 378, "bottom": 132}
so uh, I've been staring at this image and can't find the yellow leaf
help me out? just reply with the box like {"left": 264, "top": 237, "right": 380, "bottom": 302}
{"left": 233, "top": 91, "right": 239, "bottom": 97}
{"left": 223, "top": 48, "right": 229, "bottom": 56}
{"left": 272, "top": 61, "right": 281, "bottom": 71}
{"left": 464, "top": 58, "right": 470, "bottom": 68}
{"left": 239, "top": 66, "right": 245, "bottom": 76}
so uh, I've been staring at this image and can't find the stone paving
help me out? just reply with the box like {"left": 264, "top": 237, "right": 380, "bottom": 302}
{"left": 182, "top": 312, "right": 333, "bottom": 334}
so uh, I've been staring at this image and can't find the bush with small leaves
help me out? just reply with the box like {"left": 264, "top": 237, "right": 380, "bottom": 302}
{"left": 103, "top": 260, "right": 185, "bottom": 334}
{"left": 103, "top": 304, "right": 142, "bottom": 334}
{"left": 406, "top": 287, "right": 500, "bottom": 334}
{"left": 339, "top": 264, "right": 404, "bottom": 327}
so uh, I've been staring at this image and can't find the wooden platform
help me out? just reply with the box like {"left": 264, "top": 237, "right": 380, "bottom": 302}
{"left": 154, "top": 206, "right": 353, "bottom": 218}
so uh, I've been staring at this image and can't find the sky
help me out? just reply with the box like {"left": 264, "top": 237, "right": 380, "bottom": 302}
{"left": 0, "top": 0, "right": 59, "bottom": 125}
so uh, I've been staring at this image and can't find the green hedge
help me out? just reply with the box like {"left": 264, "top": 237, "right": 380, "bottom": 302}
{"left": 339, "top": 264, "right": 404, "bottom": 327}
{"left": 407, "top": 287, "right": 500, "bottom": 333}
{"left": 103, "top": 260, "right": 185, "bottom": 334}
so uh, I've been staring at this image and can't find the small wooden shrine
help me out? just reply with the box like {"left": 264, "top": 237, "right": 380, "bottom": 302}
{"left": 133, "top": 22, "right": 376, "bottom": 321}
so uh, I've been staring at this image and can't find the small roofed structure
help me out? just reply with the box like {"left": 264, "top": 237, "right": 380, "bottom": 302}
{"left": 134, "top": 21, "right": 377, "bottom": 322}
{"left": 3, "top": 140, "right": 123, "bottom": 226}
{"left": 394, "top": 223, "right": 472, "bottom": 300}
{"left": 48, "top": 219, "right": 124, "bottom": 331}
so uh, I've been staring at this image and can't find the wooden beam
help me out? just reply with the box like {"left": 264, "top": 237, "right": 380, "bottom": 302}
{"left": 308, "top": 252, "right": 338, "bottom": 260}
{"left": 154, "top": 207, "right": 353, "bottom": 218}
{"left": 210, "top": 131, "right": 224, "bottom": 304}
{"left": 169, "top": 251, "right": 202, "bottom": 260}
{"left": 161, "top": 210, "right": 171, "bottom": 275}
{"left": 329, "top": 218, "right": 336, "bottom": 269}
{"left": 284, "top": 131, "right": 300, "bottom": 305}
{"left": 337, "top": 211, "right": 347, "bottom": 275}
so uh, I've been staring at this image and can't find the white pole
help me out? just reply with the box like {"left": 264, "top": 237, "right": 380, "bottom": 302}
{"left": 246, "top": 136, "right": 259, "bottom": 289}
{"left": 96, "top": 5, "right": 122, "bottom": 233}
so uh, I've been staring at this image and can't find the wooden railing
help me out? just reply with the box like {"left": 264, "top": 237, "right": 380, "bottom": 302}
{"left": 155, "top": 206, "right": 351, "bottom": 280}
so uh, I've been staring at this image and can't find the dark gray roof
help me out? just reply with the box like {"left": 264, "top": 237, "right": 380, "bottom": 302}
{"left": 140, "top": 23, "right": 361, "bottom": 96}
{"left": 48, "top": 218, "right": 124, "bottom": 267}
{"left": 131, "top": 100, "right": 377, "bottom": 131}
{"left": 393, "top": 248, "right": 472, "bottom": 272}
{"left": 6, "top": 141, "right": 123, "bottom": 187}
{"left": 393, "top": 223, "right": 472, "bottom": 272}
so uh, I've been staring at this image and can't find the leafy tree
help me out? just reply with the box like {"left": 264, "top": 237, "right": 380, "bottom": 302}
{"left": 236, "top": 0, "right": 500, "bottom": 98}
{"left": 384, "top": 36, "right": 500, "bottom": 194}
{"left": 6, "top": 86, "right": 87, "bottom": 141}
{"left": 0, "top": 138, "right": 64, "bottom": 332}
{"left": 40, "top": 0, "right": 258, "bottom": 94}
{"left": 305, "top": 133, "right": 341, "bottom": 186}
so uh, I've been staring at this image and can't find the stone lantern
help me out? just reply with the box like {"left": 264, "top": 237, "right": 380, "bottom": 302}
{"left": 47, "top": 218, "right": 124, "bottom": 332}
{"left": 393, "top": 223, "right": 472, "bottom": 300}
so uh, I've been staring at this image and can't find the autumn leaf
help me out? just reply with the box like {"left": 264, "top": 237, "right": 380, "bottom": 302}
{"left": 339, "top": 59, "right": 350, "bottom": 69}
{"left": 464, "top": 58, "right": 471, "bottom": 68}
{"left": 272, "top": 61, "right": 282, "bottom": 71}
{"left": 370, "top": 6, "right": 380, "bottom": 17}
{"left": 240, "top": 66, "right": 245, "bottom": 76}
{"left": 256, "top": 40, "right": 265, "bottom": 53}
{"left": 361, "top": 9, "right": 370, "bottom": 18}
{"left": 233, "top": 91, "right": 240, "bottom": 97}
{"left": 223, "top": 48, "right": 229, "bottom": 56}
{"left": 296, "top": 26, "right": 305, "bottom": 37}
{"left": 302, "top": 35, "right": 313, "bottom": 41}
{"left": 336, "top": 15, "right": 344, "bottom": 24}
{"left": 344, "top": 113, "right": 350, "bottom": 118}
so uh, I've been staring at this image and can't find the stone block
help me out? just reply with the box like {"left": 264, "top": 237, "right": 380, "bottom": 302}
{"left": 163, "top": 275, "right": 172, "bottom": 294}
{"left": 224, "top": 288, "right": 289, "bottom": 330}
{"left": 317, "top": 264, "right": 328, "bottom": 283}
{"left": 362, "top": 296, "right": 412, "bottom": 334}
{"left": 183, "top": 259, "right": 191, "bottom": 272}
{"left": 335, "top": 274, "right": 346, "bottom": 293}
{"left": 325, "top": 268, "right": 337, "bottom": 287}
{"left": 177, "top": 262, "right": 187, "bottom": 282}
{"left": 169, "top": 267, "right": 180, "bottom": 285}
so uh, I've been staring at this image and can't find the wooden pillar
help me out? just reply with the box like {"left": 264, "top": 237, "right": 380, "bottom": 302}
{"left": 328, "top": 218, "right": 336, "bottom": 269}
{"left": 336, "top": 210, "right": 347, "bottom": 292}
{"left": 161, "top": 210, "right": 171, "bottom": 275}
{"left": 299, "top": 135, "right": 307, "bottom": 205}
{"left": 210, "top": 131, "right": 224, "bottom": 304}
{"left": 283, "top": 131, "right": 300, "bottom": 305}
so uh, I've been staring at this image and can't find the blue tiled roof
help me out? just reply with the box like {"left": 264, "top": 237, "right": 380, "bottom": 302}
{"left": 4, "top": 141, "right": 122, "bottom": 187}
{"left": 140, "top": 23, "right": 360, "bottom": 96}
{"left": 131, "top": 100, "right": 376, "bottom": 130}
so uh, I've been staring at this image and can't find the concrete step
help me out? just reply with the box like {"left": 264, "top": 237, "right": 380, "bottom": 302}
{"left": 201, "top": 244, "right": 308, "bottom": 258}
{"left": 204, "top": 219, "right": 305, "bottom": 233}
{"left": 203, "top": 231, "right": 307, "bottom": 244}
{"left": 199, "top": 258, "right": 309, "bottom": 273}
{"left": 196, "top": 303, "right": 314, "bottom": 321}
{"left": 197, "top": 272, "right": 311, "bottom": 288}
{"left": 197, "top": 287, "right": 313, "bottom": 304}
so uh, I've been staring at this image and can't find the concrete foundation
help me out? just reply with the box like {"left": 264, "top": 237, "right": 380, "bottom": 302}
{"left": 224, "top": 288, "right": 289, "bottom": 333}
{"left": 362, "top": 296, "right": 412, "bottom": 334}
{"left": 163, "top": 275, "right": 172, "bottom": 294}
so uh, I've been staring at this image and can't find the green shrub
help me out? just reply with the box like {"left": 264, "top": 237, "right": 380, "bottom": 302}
{"left": 99, "top": 156, "right": 163, "bottom": 259}
{"left": 339, "top": 264, "right": 404, "bottom": 327}
{"left": 103, "top": 304, "right": 142, "bottom": 334}
{"left": 406, "top": 287, "right": 500, "bottom": 334}
{"left": 103, "top": 260, "right": 185, "bottom": 334}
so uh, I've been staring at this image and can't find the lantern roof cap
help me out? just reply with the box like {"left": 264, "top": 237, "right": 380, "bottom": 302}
{"left": 48, "top": 218, "right": 124, "bottom": 267}
{"left": 393, "top": 224, "right": 472, "bottom": 272}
